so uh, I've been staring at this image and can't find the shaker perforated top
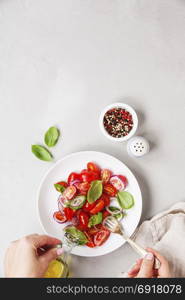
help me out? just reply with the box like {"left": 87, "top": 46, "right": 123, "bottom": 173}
{"left": 127, "top": 136, "right": 150, "bottom": 157}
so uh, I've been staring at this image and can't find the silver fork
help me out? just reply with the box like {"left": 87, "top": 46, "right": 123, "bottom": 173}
{"left": 103, "top": 216, "right": 160, "bottom": 269}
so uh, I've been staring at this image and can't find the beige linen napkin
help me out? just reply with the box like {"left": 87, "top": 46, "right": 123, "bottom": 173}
{"left": 122, "top": 201, "right": 185, "bottom": 277}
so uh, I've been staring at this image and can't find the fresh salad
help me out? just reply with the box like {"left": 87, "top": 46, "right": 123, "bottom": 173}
{"left": 53, "top": 162, "right": 135, "bottom": 247}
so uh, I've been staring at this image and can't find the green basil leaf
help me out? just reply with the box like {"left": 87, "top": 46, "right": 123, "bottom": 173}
{"left": 44, "top": 126, "right": 60, "bottom": 147}
{"left": 64, "top": 226, "right": 88, "bottom": 245}
{"left": 31, "top": 145, "right": 53, "bottom": 161}
{"left": 54, "top": 184, "right": 66, "bottom": 193}
{"left": 117, "top": 191, "right": 135, "bottom": 209}
{"left": 87, "top": 180, "right": 103, "bottom": 203}
{"left": 88, "top": 212, "right": 102, "bottom": 228}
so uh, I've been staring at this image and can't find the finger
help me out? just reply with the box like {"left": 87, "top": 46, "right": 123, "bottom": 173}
{"left": 32, "top": 235, "right": 61, "bottom": 248}
{"left": 137, "top": 252, "right": 154, "bottom": 278}
{"left": 136, "top": 258, "right": 143, "bottom": 265}
{"left": 146, "top": 248, "right": 171, "bottom": 277}
{"left": 146, "top": 248, "right": 168, "bottom": 265}
{"left": 128, "top": 260, "right": 143, "bottom": 275}
{"left": 128, "top": 265, "right": 140, "bottom": 275}
{"left": 39, "top": 247, "right": 63, "bottom": 265}
{"left": 121, "top": 272, "right": 135, "bottom": 278}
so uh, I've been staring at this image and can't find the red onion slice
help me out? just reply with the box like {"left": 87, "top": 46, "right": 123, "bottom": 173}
{"left": 58, "top": 195, "right": 70, "bottom": 211}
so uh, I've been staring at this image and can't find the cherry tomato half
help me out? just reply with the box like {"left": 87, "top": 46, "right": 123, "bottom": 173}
{"left": 90, "top": 199, "right": 105, "bottom": 214}
{"left": 94, "top": 230, "right": 110, "bottom": 246}
{"left": 80, "top": 170, "right": 99, "bottom": 183}
{"left": 103, "top": 183, "right": 117, "bottom": 197}
{"left": 63, "top": 207, "right": 75, "bottom": 221}
{"left": 110, "top": 175, "right": 128, "bottom": 191}
{"left": 78, "top": 211, "right": 89, "bottom": 230}
{"left": 53, "top": 211, "right": 67, "bottom": 224}
{"left": 84, "top": 231, "right": 95, "bottom": 248}
{"left": 83, "top": 201, "right": 96, "bottom": 212}
{"left": 63, "top": 185, "right": 77, "bottom": 200}
{"left": 87, "top": 227, "right": 100, "bottom": 236}
{"left": 118, "top": 175, "right": 128, "bottom": 188}
{"left": 78, "top": 182, "right": 90, "bottom": 193}
{"left": 67, "top": 172, "right": 81, "bottom": 185}
{"left": 101, "top": 169, "right": 111, "bottom": 184}
{"left": 98, "top": 193, "right": 110, "bottom": 207}
{"left": 87, "top": 162, "right": 100, "bottom": 174}
{"left": 102, "top": 210, "right": 111, "bottom": 220}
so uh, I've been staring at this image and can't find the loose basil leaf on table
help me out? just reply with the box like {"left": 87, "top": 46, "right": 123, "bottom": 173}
{"left": 87, "top": 180, "right": 103, "bottom": 203}
{"left": 88, "top": 212, "right": 102, "bottom": 228}
{"left": 54, "top": 184, "right": 66, "bottom": 193}
{"left": 116, "top": 191, "right": 135, "bottom": 209}
{"left": 64, "top": 226, "right": 88, "bottom": 245}
{"left": 31, "top": 145, "right": 53, "bottom": 161}
{"left": 44, "top": 126, "right": 60, "bottom": 147}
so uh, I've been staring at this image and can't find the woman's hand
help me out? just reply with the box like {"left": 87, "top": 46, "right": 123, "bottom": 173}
{"left": 4, "top": 234, "right": 63, "bottom": 278}
{"left": 127, "top": 248, "right": 171, "bottom": 278}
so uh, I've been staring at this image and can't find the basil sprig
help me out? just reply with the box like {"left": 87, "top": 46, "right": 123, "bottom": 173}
{"left": 32, "top": 145, "right": 53, "bottom": 161}
{"left": 44, "top": 126, "right": 60, "bottom": 147}
{"left": 116, "top": 191, "right": 134, "bottom": 209}
{"left": 87, "top": 180, "right": 103, "bottom": 203}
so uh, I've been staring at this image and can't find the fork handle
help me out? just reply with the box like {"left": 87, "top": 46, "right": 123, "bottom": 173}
{"left": 124, "top": 236, "right": 161, "bottom": 270}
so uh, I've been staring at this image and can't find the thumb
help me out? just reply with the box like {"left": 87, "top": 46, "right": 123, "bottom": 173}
{"left": 39, "top": 247, "right": 63, "bottom": 265}
{"left": 137, "top": 252, "right": 154, "bottom": 278}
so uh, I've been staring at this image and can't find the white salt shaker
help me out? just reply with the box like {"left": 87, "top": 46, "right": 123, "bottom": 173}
{"left": 127, "top": 136, "right": 150, "bottom": 157}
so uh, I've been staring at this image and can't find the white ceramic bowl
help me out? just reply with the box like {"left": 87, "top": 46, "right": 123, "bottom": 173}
{"left": 99, "top": 103, "right": 138, "bottom": 142}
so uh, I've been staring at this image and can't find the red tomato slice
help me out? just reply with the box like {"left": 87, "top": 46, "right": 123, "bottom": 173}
{"left": 63, "top": 207, "right": 75, "bottom": 221}
{"left": 87, "top": 162, "right": 100, "bottom": 174}
{"left": 63, "top": 185, "right": 77, "bottom": 200}
{"left": 94, "top": 230, "right": 110, "bottom": 246}
{"left": 98, "top": 193, "right": 110, "bottom": 207}
{"left": 67, "top": 172, "right": 81, "bottom": 185}
{"left": 84, "top": 231, "right": 95, "bottom": 248}
{"left": 56, "top": 181, "right": 68, "bottom": 188}
{"left": 101, "top": 169, "right": 111, "bottom": 184}
{"left": 110, "top": 175, "right": 128, "bottom": 190}
{"left": 86, "top": 242, "right": 95, "bottom": 248}
{"left": 87, "top": 227, "right": 100, "bottom": 236}
{"left": 78, "top": 182, "right": 90, "bottom": 193}
{"left": 78, "top": 211, "right": 89, "bottom": 230}
{"left": 83, "top": 201, "right": 96, "bottom": 212}
{"left": 90, "top": 199, "right": 105, "bottom": 214}
{"left": 103, "top": 183, "right": 117, "bottom": 197}
{"left": 53, "top": 211, "right": 67, "bottom": 224}
{"left": 80, "top": 171, "right": 99, "bottom": 183}
{"left": 102, "top": 210, "right": 111, "bottom": 220}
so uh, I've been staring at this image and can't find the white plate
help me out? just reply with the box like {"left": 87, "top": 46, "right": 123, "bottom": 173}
{"left": 37, "top": 151, "right": 142, "bottom": 257}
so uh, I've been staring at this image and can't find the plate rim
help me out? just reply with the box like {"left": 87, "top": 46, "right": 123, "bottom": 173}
{"left": 37, "top": 150, "right": 142, "bottom": 257}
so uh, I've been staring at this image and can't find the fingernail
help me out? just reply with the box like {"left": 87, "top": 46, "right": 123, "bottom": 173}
{"left": 145, "top": 252, "right": 154, "bottom": 260}
{"left": 57, "top": 248, "right": 63, "bottom": 256}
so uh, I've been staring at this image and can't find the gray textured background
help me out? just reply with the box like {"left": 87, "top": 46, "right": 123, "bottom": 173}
{"left": 0, "top": 0, "right": 185, "bottom": 277}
